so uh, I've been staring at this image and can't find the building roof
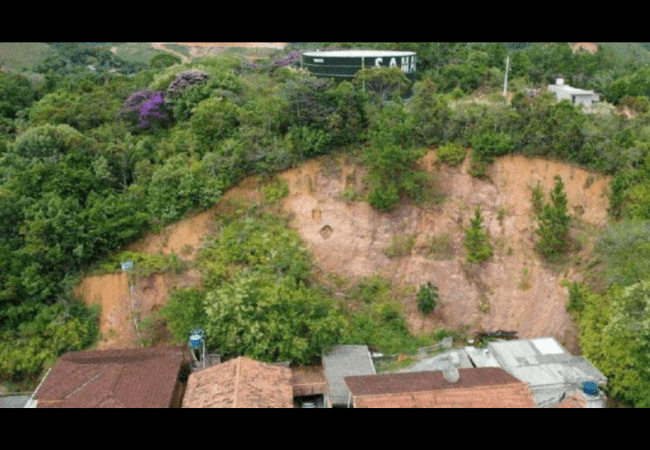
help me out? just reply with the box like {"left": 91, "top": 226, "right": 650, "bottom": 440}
{"left": 182, "top": 356, "right": 293, "bottom": 408}
{"left": 487, "top": 337, "right": 607, "bottom": 390}
{"left": 0, "top": 395, "right": 32, "bottom": 408}
{"left": 323, "top": 345, "right": 376, "bottom": 405}
{"left": 555, "top": 391, "right": 587, "bottom": 408}
{"left": 548, "top": 83, "right": 598, "bottom": 96}
{"left": 463, "top": 346, "right": 501, "bottom": 368}
{"left": 344, "top": 367, "right": 536, "bottom": 408}
{"left": 405, "top": 349, "right": 473, "bottom": 372}
{"left": 34, "top": 347, "right": 186, "bottom": 408}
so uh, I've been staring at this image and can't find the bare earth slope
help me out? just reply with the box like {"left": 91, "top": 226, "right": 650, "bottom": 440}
{"left": 74, "top": 150, "right": 610, "bottom": 353}
{"left": 277, "top": 150, "right": 610, "bottom": 353}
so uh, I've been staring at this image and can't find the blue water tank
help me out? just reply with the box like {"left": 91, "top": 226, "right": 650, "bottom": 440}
{"left": 582, "top": 381, "right": 598, "bottom": 396}
{"left": 189, "top": 328, "right": 204, "bottom": 348}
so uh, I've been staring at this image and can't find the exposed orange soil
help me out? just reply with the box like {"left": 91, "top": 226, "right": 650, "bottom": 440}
{"left": 277, "top": 151, "right": 610, "bottom": 354}
{"left": 74, "top": 176, "right": 264, "bottom": 349}
{"left": 74, "top": 150, "right": 609, "bottom": 355}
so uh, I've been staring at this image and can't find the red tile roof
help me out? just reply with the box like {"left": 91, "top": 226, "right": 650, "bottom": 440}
{"left": 35, "top": 347, "right": 186, "bottom": 408}
{"left": 345, "top": 367, "right": 537, "bottom": 408}
{"left": 182, "top": 356, "right": 293, "bottom": 408}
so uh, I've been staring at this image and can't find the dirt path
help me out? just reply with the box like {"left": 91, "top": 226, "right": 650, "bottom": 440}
{"left": 151, "top": 43, "right": 190, "bottom": 64}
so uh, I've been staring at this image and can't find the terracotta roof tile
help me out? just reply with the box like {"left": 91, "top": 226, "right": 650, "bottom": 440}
{"left": 35, "top": 347, "right": 186, "bottom": 408}
{"left": 345, "top": 367, "right": 536, "bottom": 408}
{"left": 182, "top": 356, "right": 293, "bottom": 408}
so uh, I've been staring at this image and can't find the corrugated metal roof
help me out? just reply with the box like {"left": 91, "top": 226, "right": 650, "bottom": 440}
{"left": 0, "top": 395, "right": 32, "bottom": 408}
{"left": 322, "top": 345, "right": 375, "bottom": 405}
{"left": 405, "top": 349, "right": 473, "bottom": 372}
{"left": 488, "top": 338, "right": 607, "bottom": 389}
{"left": 464, "top": 346, "right": 501, "bottom": 368}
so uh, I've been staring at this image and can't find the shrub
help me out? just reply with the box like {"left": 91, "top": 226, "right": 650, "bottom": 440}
{"left": 262, "top": 177, "right": 289, "bottom": 204}
{"left": 420, "top": 233, "right": 454, "bottom": 260}
{"left": 463, "top": 206, "right": 493, "bottom": 263}
{"left": 417, "top": 281, "right": 439, "bottom": 314}
{"left": 384, "top": 234, "right": 417, "bottom": 258}
{"left": 436, "top": 142, "right": 467, "bottom": 167}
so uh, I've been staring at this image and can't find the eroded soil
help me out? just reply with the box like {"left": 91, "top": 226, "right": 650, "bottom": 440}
{"left": 74, "top": 150, "right": 610, "bottom": 354}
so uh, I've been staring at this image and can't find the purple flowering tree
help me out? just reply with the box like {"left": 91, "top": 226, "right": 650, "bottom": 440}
{"left": 166, "top": 69, "right": 210, "bottom": 97}
{"left": 119, "top": 90, "right": 171, "bottom": 129}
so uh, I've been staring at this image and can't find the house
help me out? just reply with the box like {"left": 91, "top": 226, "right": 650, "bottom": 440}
{"left": 182, "top": 356, "right": 293, "bottom": 408}
{"left": 322, "top": 345, "right": 376, "bottom": 407}
{"left": 486, "top": 337, "right": 607, "bottom": 408}
{"left": 547, "top": 78, "right": 600, "bottom": 107}
{"left": 28, "top": 347, "right": 188, "bottom": 408}
{"left": 344, "top": 366, "right": 537, "bottom": 408}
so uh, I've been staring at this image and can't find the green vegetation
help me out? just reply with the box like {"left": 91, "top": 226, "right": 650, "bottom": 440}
{"left": 463, "top": 206, "right": 493, "bottom": 263}
{"left": 534, "top": 175, "right": 572, "bottom": 260}
{"left": 417, "top": 282, "right": 439, "bottom": 314}
{"left": 435, "top": 142, "right": 467, "bottom": 167}
{"left": 261, "top": 176, "right": 289, "bottom": 204}
{"left": 3, "top": 42, "right": 650, "bottom": 406}
{"left": 383, "top": 234, "right": 417, "bottom": 258}
{"left": 419, "top": 233, "right": 455, "bottom": 260}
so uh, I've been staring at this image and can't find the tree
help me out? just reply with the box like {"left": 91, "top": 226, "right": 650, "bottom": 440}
{"left": 534, "top": 175, "right": 571, "bottom": 259}
{"left": 351, "top": 67, "right": 411, "bottom": 101}
{"left": 596, "top": 219, "right": 650, "bottom": 287}
{"left": 119, "top": 90, "right": 172, "bottom": 131}
{"left": 189, "top": 96, "right": 242, "bottom": 151}
{"left": 464, "top": 206, "right": 493, "bottom": 263}
{"left": 203, "top": 270, "right": 346, "bottom": 364}
{"left": 417, "top": 282, "right": 439, "bottom": 314}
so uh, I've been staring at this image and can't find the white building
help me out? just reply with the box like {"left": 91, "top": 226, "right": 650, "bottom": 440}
{"left": 548, "top": 78, "right": 600, "bottom": 107}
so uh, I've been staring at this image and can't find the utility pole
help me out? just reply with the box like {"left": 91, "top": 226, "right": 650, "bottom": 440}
{"left": 503, "top": 55, "right": 510, "bottom": 98}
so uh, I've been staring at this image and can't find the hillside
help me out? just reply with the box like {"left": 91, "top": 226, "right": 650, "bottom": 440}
{"left": 72, "top": 149, "right": 610, "bottom": 355}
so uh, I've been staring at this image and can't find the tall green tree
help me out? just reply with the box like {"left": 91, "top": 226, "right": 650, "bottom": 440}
{"left": 534, "top": 175, "right": 571, "bottom": 259}
{"left": 463, "top": 206, "right": 493, "bottom": 263}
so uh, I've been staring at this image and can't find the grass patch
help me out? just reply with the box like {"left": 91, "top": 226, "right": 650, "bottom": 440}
{"left": 112, "top": 43, "right": 166, "bottom": 65}
{"left": 517, "top": 266, "right": 532, "bottom": 290}
{"left": 384, "top": 234, "right": 417, "bottom": 258}
{"left": 0, "top": 42, "right": 57, "bottom": 71}
{"left": 90, "top": 250, "right": 187, "bottom": 277}
{"left": 418, "top": 233, "right": 454, "bottom": 260}
{"left": 163, "top": 43, "right": 192, "bottom": 58}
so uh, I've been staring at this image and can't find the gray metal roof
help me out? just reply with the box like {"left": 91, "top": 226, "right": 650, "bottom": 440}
{"left": 548, "top": 84, "right": 597, "bottom": 96}
{"left": 0, "top": 395, "right": 32, "bottom": 408}
{"left": 488, "top": 337, "right": 607, "bottom": 389}
{"left": 463, "top": 346, "right": 501, "bottom": 368}
{"left": 322, "top": 345, "right": 376, "bottom": 405}
{"left": 404, "top": 349, "right": 473, "bottom": 373}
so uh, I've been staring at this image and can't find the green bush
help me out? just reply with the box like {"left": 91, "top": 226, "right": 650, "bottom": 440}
{"left": 436, "top": 142, "right": 467, "bottom": 167}
{"left": 420, "top": 233, "right": 454, "bottom": 260}
{"left": 262, "top": 177, "right": 289, "bottom": 204}
{"left": 417, "top": 282, "right": 439, "bottom": 314}
{"left": 463, "top": 206, "right": 493, "bottom": 263}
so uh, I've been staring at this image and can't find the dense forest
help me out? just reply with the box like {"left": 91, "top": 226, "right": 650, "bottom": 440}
{"left": 2, "top": 42, "right": 650, "bottom": 407}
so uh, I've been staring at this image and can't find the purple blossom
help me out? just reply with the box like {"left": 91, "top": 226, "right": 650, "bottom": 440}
{"left": 120, "top": 90, "right": 170, "bottom": 129}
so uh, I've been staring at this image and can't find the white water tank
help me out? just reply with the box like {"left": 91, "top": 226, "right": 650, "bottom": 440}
{"left": 556, "top": 78, "right": 564, "bottom": 86}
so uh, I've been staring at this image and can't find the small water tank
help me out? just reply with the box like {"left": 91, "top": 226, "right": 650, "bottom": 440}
{"left": 556, "top": 78, "right": 564, "bottom": 86}
{"left": 189, "top": 328, "right": 204, "bottom": 348}
{"left": 582, "top": 380, "right": 598, "bottom": 396}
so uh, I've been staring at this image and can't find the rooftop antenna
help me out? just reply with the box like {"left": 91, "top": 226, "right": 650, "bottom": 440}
{"left": 189, "top": 328, "right": 206, "bottom": 369}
